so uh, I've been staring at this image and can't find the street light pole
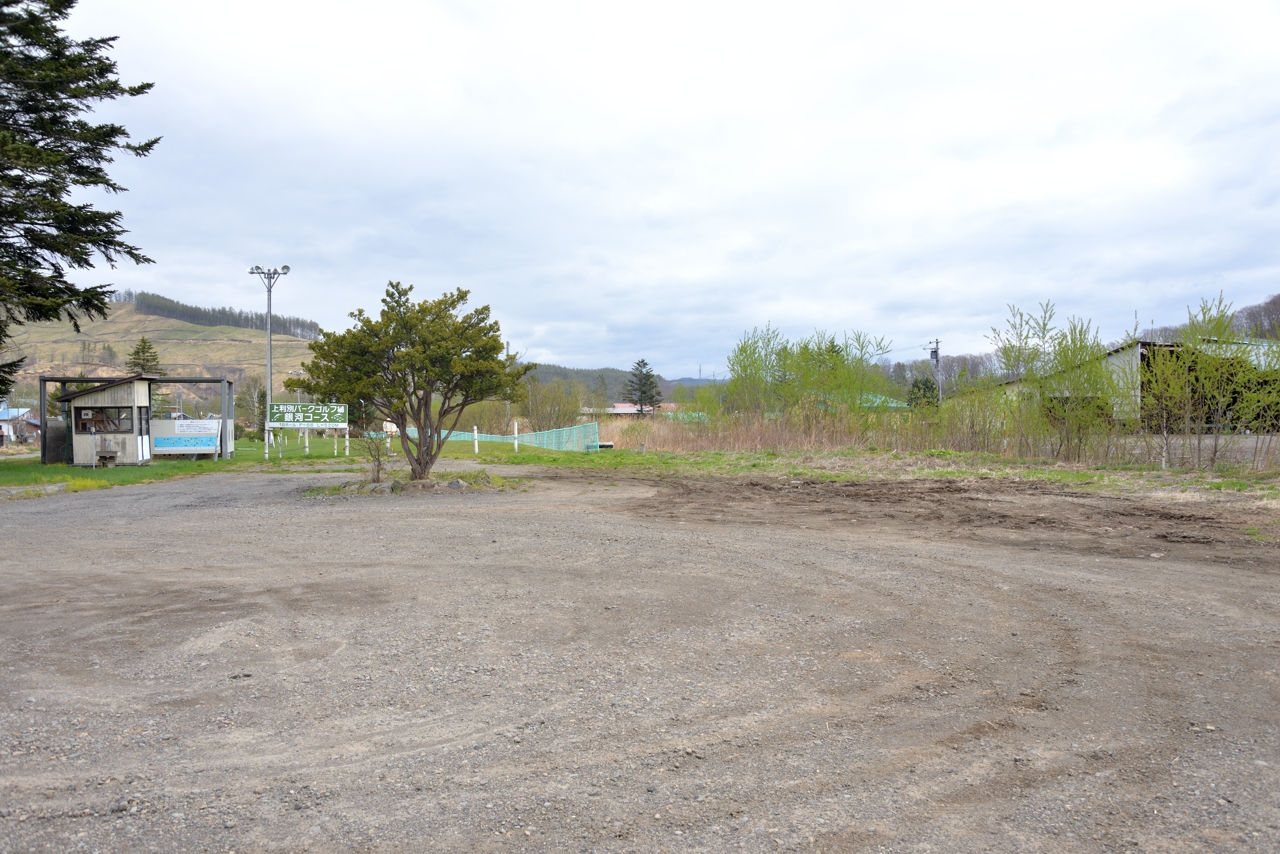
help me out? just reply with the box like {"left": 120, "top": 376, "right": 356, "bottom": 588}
{"left": 248, "top": 264, "right": 290, "bottom": 460}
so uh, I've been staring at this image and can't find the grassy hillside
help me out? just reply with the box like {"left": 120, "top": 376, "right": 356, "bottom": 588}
{"left": 5, "top": 303, "right": 314, "bottom": 409}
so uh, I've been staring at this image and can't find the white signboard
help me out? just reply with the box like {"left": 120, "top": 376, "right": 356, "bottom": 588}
{"left": 174, "top": 420, "right": 219, "bottom": 434}
{"left": 268, "top": 403, "right": 348, "bottom": 429}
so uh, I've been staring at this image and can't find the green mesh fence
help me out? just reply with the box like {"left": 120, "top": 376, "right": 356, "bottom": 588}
{"left": 445, "top": 421, "right": 601, "bottom": 452}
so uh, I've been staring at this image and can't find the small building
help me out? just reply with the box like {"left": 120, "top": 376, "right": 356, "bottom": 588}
{"left": 1000, "top": 338, "right": 1275, "bottom": 424}
{"left": 56, "top": 374, "right": 158, "bottom": 467}
{"left": 602, "top": 402, "right": 681, "bottom": 416}
{"left": 0, "top": 404, "right": 38, "bottom": 445}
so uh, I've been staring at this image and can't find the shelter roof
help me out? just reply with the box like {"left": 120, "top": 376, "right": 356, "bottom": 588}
{"left": 55, "top": 373, "right": 161, "bottom": 403}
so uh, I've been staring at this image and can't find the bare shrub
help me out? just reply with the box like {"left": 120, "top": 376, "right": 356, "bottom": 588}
{"left": 519, "top": 377, "right": 583, "bottom": 431}
{"left": 363, "top": 436, "right": 386, "bottom": 483}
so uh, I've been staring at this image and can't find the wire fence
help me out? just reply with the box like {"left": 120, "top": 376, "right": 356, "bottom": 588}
{"left": 383, "top": 422, "right": 601, "bottom": 452}
{"left": 445, "top": 421, "right": 601, "bottom": 452}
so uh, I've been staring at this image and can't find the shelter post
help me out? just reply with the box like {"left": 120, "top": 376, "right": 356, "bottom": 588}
{"left": 227, "top": 381, "right": 236, "bottom": 459}
{"left": 38, "top": 377, "right": 46, "bottom": 463}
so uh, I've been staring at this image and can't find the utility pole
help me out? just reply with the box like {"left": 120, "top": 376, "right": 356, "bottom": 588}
{"left": 928, "top": 339, "right": 942, "bottom": 404}
{"left": 248, "top": 265, "right": 290, "bottom": 459}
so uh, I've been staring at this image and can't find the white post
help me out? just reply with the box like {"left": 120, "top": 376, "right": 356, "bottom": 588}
{"left": 344, "top": 428, "right": 349, "bottom": 456}
{"left": 473, "top": 425, "right": 479, "bottom": 455}
{"left": 334, "top": 430, "right": 338, "bottom": 457}
{"left": 305, "top": 428, "right": 309, "bottom": 455}
{"left": 514, "top": 419, "right": 519, "bottom": 453}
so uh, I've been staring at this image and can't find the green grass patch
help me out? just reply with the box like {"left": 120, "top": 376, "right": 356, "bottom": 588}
{"left": 1243, "top": 519, "right": 1280, "bottom": 542}
{"left": 0, "top": 456, "right": 237, "bottom": 492}
{"left": 435, "top": 468, "right": 504, "bottom": 488}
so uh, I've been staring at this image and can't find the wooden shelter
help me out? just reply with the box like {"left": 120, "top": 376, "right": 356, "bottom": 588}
{"left": 55, "top": 374, "right": 158, "bottom": 467}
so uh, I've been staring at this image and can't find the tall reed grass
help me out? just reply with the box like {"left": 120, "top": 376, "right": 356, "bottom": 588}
{"left": 598, "top": 406, "right": 1280, "bottom": 471}
{"left": 597, "top": 296, "right": 1280, "bottom": 471}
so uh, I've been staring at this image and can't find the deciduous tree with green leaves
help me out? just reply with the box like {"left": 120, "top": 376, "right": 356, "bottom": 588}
{"left": 0, "top": 0, "right": 159, "bottom": 397}
{"left": 1139, "top": 341, "right": 1191, "bottom": 470}
{"left": 287, "top": 283, "right": 530, "bottom": 480}
{"left": 987, "top": 301, "right": 1056, "bottom": 457}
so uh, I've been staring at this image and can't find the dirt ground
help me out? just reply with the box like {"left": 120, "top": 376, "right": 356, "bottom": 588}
{"left": 1, "top": 467, "right": 1278, "bottom": 853}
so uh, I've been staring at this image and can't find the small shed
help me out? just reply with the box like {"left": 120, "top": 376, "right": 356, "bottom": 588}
{"left": 56, "top": 374, "right": 158, "bottom": 467}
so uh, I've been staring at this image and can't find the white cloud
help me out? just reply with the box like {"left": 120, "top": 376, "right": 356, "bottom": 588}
{"left": 63, "top": 0, "right": 1280, "bottom": 376}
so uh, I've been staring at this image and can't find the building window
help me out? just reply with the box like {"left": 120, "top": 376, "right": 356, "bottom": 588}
{"left": 74, "top": 407, "right": 134, "bottom": 434}
{"left": 139, "top": 407, "right": 150, "bottom": 436}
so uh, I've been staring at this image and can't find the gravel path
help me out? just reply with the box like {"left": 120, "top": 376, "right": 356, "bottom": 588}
{"left": 1, "top": 470, "right": 1277, "bottom": 852}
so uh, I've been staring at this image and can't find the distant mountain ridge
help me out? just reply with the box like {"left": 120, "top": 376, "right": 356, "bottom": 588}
{"left": 111, "top": 289, "right": 322, "bottom": 340}
{"left": 6, "top": 287, "right": 715, "bottom": 410}
{"left": 528, "top": 364, "right": 711, "bottom": 400}
{"left": 6, "top": 303, "right": 312, "bottom": 412}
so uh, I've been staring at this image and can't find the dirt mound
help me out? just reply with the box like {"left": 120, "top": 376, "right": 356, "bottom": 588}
{"left": 630, "top": 475, "right": 1274, "bottom": 569}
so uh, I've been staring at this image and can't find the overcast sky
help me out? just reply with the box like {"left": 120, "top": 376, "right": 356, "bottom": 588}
{"left": 65, "top": 0, "right": 1280, "bottom": 378}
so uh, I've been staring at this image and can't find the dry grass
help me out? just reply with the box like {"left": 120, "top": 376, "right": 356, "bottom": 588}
{"left": 600, "top": 414, "right": 877, "bottom": 455}
{"left": 598, "top": 414, "right": 1280, "bottom": 472}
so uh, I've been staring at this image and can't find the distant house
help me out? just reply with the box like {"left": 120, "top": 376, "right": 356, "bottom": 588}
{"left": 1000, "top": 339, "right": 1277, "bottom": 425}
{"left": 0, "top": 405, "right": 38, "bottom": 445}
{"left": 603, "top": 402, "right": 679, "bottom": 416}
{"left": 814, "top": 392, "right": 909, "bottom": 412}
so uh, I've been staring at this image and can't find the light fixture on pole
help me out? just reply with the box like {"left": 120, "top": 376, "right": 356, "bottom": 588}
{"left": 248, "top": 264, "right": 290, "bottom": 460}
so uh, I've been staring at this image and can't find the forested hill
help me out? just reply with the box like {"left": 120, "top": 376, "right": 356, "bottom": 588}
{"left": 528, "top": 365, "right": 633, "bottom": 400}
{"left": 111, "top": 290, "right": 322, "bottom": 341}
{"left": 528, "top": 364, "right": 712, "bottom": 400}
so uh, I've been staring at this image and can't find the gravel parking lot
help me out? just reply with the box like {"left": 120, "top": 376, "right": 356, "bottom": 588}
{"left": 1, "top": 468, "right": 1277, "bottom": 852}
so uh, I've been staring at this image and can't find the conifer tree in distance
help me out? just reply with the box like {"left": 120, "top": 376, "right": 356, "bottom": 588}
{"left": 125, "top": 336, "right": 165, "bottom": 375}
{"left": 624, "top": 358, "right": 662, "bottom": 416}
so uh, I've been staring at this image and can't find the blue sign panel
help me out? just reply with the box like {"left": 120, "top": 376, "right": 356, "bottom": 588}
{"left": 154, "top": 436, "right": 218, "bottom": 451}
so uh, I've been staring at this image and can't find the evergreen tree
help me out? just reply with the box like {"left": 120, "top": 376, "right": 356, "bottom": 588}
{"left": 289, "top": 283, "right": 531, "bottom": 480}
{"left": 0, "top": 0, "right": 159, "bottom": 397}
{"left": 125, "top": 336, "right": 164, "bottom": 375}
{"left": 624, "top": 358, "right": 662, "bottom": 415}
{"left": 907, "top": 376, "right": 938, "bottom": 409}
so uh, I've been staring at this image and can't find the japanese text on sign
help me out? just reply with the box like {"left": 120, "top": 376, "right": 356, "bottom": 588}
{"left": 267, "top": 403, "right": 348, "bottom": 429}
